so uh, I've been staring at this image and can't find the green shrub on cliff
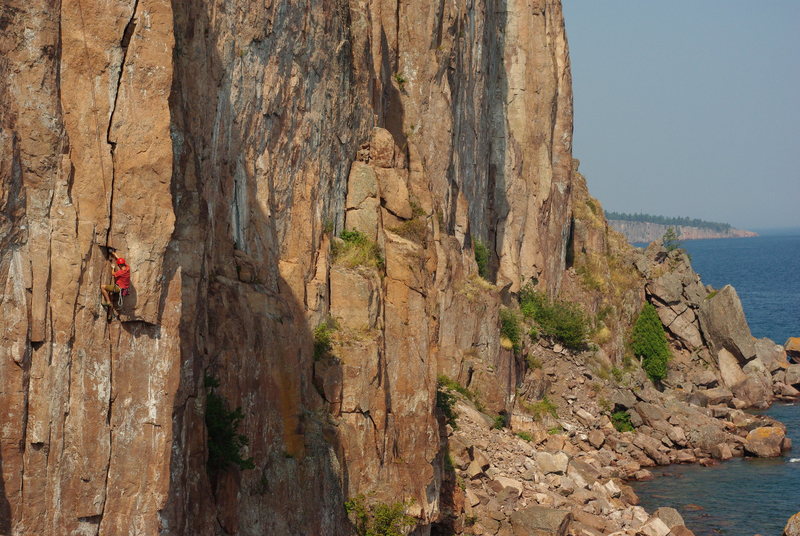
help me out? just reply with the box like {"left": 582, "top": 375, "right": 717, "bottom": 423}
{"left": 204, "top": 375, "right": 255, "bottom": 473}
{"left": 473, "top": 239, "right": 490, "bottom": 279}
{"left": 631, "top": 303, "right": 671, "bottom": 383}
{"left": 333, "top": 229, "right": 384, "bottom": 269}
{"left": 499, "top": 308, "right": 522, "bottom": 351}
{"left": 518, "top": 285, "right": 589, "bottom": 350}
{"left": 611, "top": 410, "right": 635, "bottom": 432}
{"left": 345, "top": 494, "right": 415, "bottom": 536}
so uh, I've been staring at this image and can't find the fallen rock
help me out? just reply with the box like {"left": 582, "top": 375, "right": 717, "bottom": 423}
{"left": 756, "top": 337, "right": 789, "bottom": 373}
{"left": 744, "top": 426, "right": 785, "bottom": 457}
{"left": 588, "top": 430, "right": 605, "bottom": 449}
{"left": 653, "top": 506, "right": 685, "bottom": 529}
{"left": 709, "top": 443, "right": 733, "bottom": 460}
{"left": 536, "top": 451, "right": 569, "bottom": 475}
{"left": 785, "top": 364, "right": 800, "bottom": 388}
{"left": 786, "top": 338, "right": 800, "bottom": 362}
{"left": 639, "top": 516, "right": 671, "bottom": 536}
{"left": 717, "top": 348, "right": 747, "bottom": 389}
{"left": 509, "top": 505, "right": 571, "bottom": 536}
{"left": 698, "top": 285, "right": 756, "bottom": 363}
{"left": 699, "top": 386, "right": 733, "bottom": 406}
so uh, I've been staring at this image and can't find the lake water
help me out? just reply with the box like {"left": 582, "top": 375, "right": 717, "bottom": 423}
{"left": 632, "top": 233, "right": 800, "bottom": 536}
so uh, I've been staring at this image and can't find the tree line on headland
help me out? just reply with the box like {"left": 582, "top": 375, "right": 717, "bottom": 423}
{"left": 605, "top": 211, "right": 733, "bottom": 233}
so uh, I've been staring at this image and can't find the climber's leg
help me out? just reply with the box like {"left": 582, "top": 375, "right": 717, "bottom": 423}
{"left": 101, "top": 284, "right": 119, "bottom": 306}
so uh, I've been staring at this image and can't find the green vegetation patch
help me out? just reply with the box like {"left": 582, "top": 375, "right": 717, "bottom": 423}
{"left": 631, "top": 303, "right": 671, "bottom": 383}
{"left": 499, "top": 308, "right": 522, "bottom": 352}
{"left": 473, "top": 239, "right": 490, "bottom": 279}
{"left": 515, "top": 431, "right": 533, "bottom": 442}
{"left": 521, "top": 396, "right": 558, "bottom": 421}
{"left": 611, "top": 410, "right": 635, "bottom": 433}
{"left": 345, "top": 494, "right": 415, "bottom": 536}
{"left": 333, "top": 230, "right": 384, "bottom": 269}
{"left": 204, "top": 375, "right": 255, "bottom": 473}
{"left": 313, "top": 318, "right": 337, "bottom": 360}
{"left": 518, "top": 285, "right": 589, "bottom": 350}
{"left": 661, "top": 226, "right": 682, "bottom": 252}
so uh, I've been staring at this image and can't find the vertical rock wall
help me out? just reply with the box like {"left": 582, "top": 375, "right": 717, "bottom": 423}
{"left": 0, "top": 0, "right": 574, "bottom": 534}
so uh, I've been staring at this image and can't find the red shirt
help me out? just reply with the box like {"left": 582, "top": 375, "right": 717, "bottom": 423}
{"left": 113, "top": 265, "right": 131, "bottom": 289}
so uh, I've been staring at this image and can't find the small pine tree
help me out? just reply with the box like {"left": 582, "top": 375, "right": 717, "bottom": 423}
{"left": 631, "top": 303, "right": 670, "bottom": 384}
{"left": 662, "top": 226, "right": 681, "bottom": 251}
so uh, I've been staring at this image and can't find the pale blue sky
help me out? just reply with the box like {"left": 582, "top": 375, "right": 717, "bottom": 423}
{"left": 563, "top": 1, "right": 799, "bottom": 230}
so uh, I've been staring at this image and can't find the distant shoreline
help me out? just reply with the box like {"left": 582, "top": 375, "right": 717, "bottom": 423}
{"left": 609, "top": 219, "right": 757, "bottom": 243}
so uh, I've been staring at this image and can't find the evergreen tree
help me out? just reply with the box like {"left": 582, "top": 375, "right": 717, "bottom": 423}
{"left": 661, "top": 226, "right": 681, "bottom": 251}
{"left": 631, "top": 303, "right": 670, "bottom": 384}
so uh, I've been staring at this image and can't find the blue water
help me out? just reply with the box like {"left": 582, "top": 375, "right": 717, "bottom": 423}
{"left": 632, "top": 233, "right": 800, "bottom": 536}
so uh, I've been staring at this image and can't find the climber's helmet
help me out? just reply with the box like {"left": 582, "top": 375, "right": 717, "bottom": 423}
{"left": 117, "top": 258, "right": 126, "bottom": 266}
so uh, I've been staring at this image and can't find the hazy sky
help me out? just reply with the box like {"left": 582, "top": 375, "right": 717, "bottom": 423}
{"left": 563, "top": 1, "right": 800, "bottom": 230}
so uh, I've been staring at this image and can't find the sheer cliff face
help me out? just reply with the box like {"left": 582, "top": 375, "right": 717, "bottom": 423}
{"left": 0, "top": 0, "right": 573, "bottom": 534}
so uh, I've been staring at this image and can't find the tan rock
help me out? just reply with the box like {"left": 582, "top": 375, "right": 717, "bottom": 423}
{"left": 744, "top": 426, "right": 785, "bottom": 457}
{"left": 376, "top": 168, "right": 413, "bottom": 219}
{"left": 536, "top": 451, "right": 569, "bottom": 475}
{"left": 639, "top": 517, "right": 671, "bottom": 536}
{"left": 784, "top": 512, "right": 800, "bottom": 536}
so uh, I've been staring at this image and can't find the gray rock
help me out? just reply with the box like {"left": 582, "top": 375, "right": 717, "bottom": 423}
{"left": 785, "top": 364, "right": 800, "bottom": 388}
{"left": 611, "top": 389, "right": 637, "bottom": 409}
{"left": 697, "top": 285, "right": 756, "bottom": 363}
{"left": 509, "top": 505, "right": 571, "bottom": 536}
{"left": 699, "top": 386, "right": 733, "bottom": 406}
{"left": 567, "top": 459, "right": 601, "bottom": 488}
{"left": 717, "top": 348, "right": 747, "bottom": 389}
{"left": 755, "top": 337, "right": 788, "bottom": 373}
{"left": 654, "top": 506, "right": 685, "bottom": 529}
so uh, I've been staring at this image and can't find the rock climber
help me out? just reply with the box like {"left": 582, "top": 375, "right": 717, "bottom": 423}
{"left": 101, "top": 251, "right": 131, "bottom": 307}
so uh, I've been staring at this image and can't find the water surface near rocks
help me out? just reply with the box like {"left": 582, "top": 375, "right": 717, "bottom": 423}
{"left": 632, "top": 234, "right": 800, "bottom": 535}
{"left": 632, "top": 403, "right": 800, "bottom": 536}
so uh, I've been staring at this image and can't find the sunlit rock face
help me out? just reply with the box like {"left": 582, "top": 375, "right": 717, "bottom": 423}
{"left": 0, "top": 0, "right": 574, "bottom": 533}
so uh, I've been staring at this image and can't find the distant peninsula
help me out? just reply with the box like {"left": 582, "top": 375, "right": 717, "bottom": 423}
{"left": 606, "top": 211, "right": 758, "bottom": 243}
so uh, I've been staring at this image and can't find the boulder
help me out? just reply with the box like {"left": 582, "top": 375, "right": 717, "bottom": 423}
{"left": 639, "top": 516, "right": 671, "bottom": 536}
{"left": 655, "top": 303, "right": 704, "bottom": 349}
{"left": 588, "top": 430, "right": 605, "bottom": 449}
{"left": 785, "top": 364, "right": 800, "bottom": 388}
{"left": 670, "top": 526, "right": 696, "bottom": 536}
{"left": 744, "top": 426, "right": 785, "bottom": 457}
{"left": 567, "top": 459, "right": 601, "bottom": 488}
{"left": 693, "top": 369, "right": 718, "bottom": 388}
{"left": 717, "top": 348, "right": 747, "bottom": 389}
{"left": 786, "top": 338, "right": 800, "bottom": 362}
{"left": 536, "top": 451, "right": 569, "bottom": 475}
{"left": 756, "top": 337, "right": 789, "bottom": 373}
{"left": 698, "top": 285, "right": 756, "bottom": 363}
{"left": 611, "top": 389, "right": 638, "bottom": 410}
{"left": 699, "top": 386, "right": 733, "bottom": 406}
{"left": 509, "top": 505, "right": 571, "bottom": 536}
{"left": 492, "top": 476, "right": 524, "bottom": 498}
{"left": 784, "top": 512, "right": 800, "bottom": 536}
{"left": 709, "top": 443, "right": 732, "bottom": 460}
{"left": 653, "top": 506, "right": 684, "bottom": 529}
